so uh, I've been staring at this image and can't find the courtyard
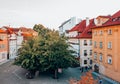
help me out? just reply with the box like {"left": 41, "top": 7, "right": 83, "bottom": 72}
{"left": 0, "top": 60, "right": 112, "bottom": 84}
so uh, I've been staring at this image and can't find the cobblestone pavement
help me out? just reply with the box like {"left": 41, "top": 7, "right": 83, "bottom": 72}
{"left": 0, "top": 60, "right": 113, "bottom": 84}
{"left": 0, "top": 60, "right": 80, "bottom": 84}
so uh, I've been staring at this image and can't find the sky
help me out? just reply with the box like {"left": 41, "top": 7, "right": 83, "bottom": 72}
{"left": 0, "top": 0, "right": 120, "bottom": 30}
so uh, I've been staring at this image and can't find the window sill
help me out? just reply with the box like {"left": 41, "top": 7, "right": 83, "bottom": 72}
{"left": 107, "top": 48, "right": 112, "bottom": 50}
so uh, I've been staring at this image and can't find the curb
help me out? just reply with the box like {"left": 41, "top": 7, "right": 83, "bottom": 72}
{"left": 92, "top": 72, "right": 119, "bottom": 84}
{"left": 0, "top": 60, "right": 10, "bottom": 66}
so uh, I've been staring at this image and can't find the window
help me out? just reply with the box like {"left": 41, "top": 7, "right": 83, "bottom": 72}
{"left": 2, "top": 53, "right": 5, "bottom": 59}
{"left": 0, "top": 35, "right": 4, "bottom": 40}
{"left": 84, "top": 60, "right": 87, "bottom": 64}
{"left": 2, "top": 44, "right": 5, "bottom": 48}
{"left": 108, "top": 56, "right": 112, "bottom": 64}
{"left": 94, "top": 52, "right": 97, "bottom": 60}
{"left": 112, "top": 18, "right": 118, "bottom": 21}
{"left": 94, "top": 41, "right": 97, "bottom": 48}
{"left": 89, "top": 40, "right": 92, "bottom": 45}
{"left": 108, "top": 42, "right": 112, "bottom": 49}
{"left": 99, "top": 53, "right": 102, "bottom": 61}
{"left": 84, "top": 50, "right": 87, "bottom": 56}
{"left": 94, "top": 31, "right": 97, "bottom": 35}
{"left": 90, "top": 50, "right": 92, "bottom": 55}
{"left": 0, "top": 44, "right": 5, "bottom": 49}
{"left": 99, "top": 42, "right": 103, "bottom": 48}
{"left": 108, "top": 29, "right": 112, "bottom": 35}
{"left": 99, "top": 30, "right": 103, "bottom": 35}
{"left": 84, "top": 40, "right": 87, "bottom": 45}
{"left": 90, "top": 60, "right": 92, "bottom": 64}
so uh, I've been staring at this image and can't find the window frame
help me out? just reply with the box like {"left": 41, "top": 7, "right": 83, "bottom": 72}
{"left": 84, "top": 60, "right": 87, "bottom": 64}
{"left": 89, "top": 40, "right": 92, "bottom": 45}
{"left": 84, "top": 50, "right": 87, "bottom": 56}
{"left": 108, "top": 29, "right": 112, "bottom": 35}
{"left": 94, "top": 41, "right": 97, "bottom": 48}
{"left": 94, "top": 52, "right": 97, "bottom": 60}
{"left": 84, "top": 40, "right": 87, "bottom": 46}
{"left": 108, "top": 42, "right": 112, "bottom": 49}
{"left": 99, "top": 53, "right": 102, "bottom": 61}
{"left": 99, "top": 42, "right": 103, "bottom": 48}
{"left": 108, "top": 56, "right": 112, "bottom": 64}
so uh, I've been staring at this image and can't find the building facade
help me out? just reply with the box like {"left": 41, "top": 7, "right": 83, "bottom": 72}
{"left": 59, "top": 17, "right": 81, "bottom": 36}
{"left": 0, "top": 29, "right": 8, "bottom": 63}
{"left": 78, "top": 19, "right": 93, "bottom": 68}
{"left": 92, "top": 11, "right": 120, "bottom": 82}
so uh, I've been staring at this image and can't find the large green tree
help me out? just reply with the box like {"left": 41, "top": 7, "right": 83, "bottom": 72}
{"left": 14, "top": 24, "right": 79, "bottom": 79}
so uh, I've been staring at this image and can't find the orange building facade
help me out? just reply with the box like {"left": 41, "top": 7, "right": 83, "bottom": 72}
{"left": 0, "top": 29, "right": 8, "bottom": 63}
{"left": 92, "top": 11, "right": 120, "bottom": 82}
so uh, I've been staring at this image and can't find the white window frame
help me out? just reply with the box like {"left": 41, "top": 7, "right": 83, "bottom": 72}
{"left": 108, "top": 42, "right": 112, "bottom": 49}
{"left": 94, "top": 52, "right": 97, "bottom": 60}
{"left": 99, "top": 53, "right": 102, "bottom": 61}
{"left": 90, "top": 50, "right": 92, "bottom": 55}
{"left": 84, "top": 50, "right": 87, "bottom": 56}
{"left": 94, "top": 41, "right": 97, "bottom": 48}
{"left": 84, "top": 60, "right": 87, "bottom": 64}
{"left": 108, "top": 56, "right": 112, "bottom": 64}
{"left": 99, "top": 42, "right": 103, "bottom": 48}
{"left": 84, "top": 40, "right": 87, "bottom": 45}
{"left": 89, "top": 40, "right": 92, "bottom": 45}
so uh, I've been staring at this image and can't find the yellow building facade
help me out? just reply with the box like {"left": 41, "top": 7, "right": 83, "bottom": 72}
{"left": 92, "top": 10, "right": 120, "bottom": 82}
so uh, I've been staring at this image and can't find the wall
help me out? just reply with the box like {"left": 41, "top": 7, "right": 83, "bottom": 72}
{"left": 0, "top": 33, "right": 8, "bottom": 63}
{"left": 79, "top": 38, "right": 92, "bottom": 67}
{"left": 92, "top": 25, "right": 120, "bottom": 82}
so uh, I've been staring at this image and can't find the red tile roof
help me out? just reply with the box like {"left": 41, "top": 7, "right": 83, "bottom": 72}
{"left": 0, "top": 29, "right": 6, "bottom": 33}
{"left": 22, "top": 33, "right": 33, "bottom": 37}
{"left": 69, "top": 20, "right": 86, "bottom": 32}
{"left": 92, "top": 10, "right": 120, "bottom": 28}
{"left": 98, "top": 15, "right": 111, "bottom": 18}
{"left": 77, "top": 19, "right": 94, "bottom": 38}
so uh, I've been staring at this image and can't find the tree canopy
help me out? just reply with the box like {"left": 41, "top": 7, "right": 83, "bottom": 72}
{"left": 14, "top": 24, "right": 79, "bottom": 76}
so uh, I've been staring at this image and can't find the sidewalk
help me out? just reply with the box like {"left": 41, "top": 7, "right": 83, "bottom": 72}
{"left": 0, "top": 60, "right": 10, "bottom": 65}
{"left": 92, "top": 72, "right": 120, "bottom": 84}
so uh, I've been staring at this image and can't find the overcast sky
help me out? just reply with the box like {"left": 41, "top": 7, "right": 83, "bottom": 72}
{"left": 0, "top": 0, "right": 120, "bottom": 29}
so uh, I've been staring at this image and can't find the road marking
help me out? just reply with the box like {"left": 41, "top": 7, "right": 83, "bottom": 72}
{"left": 12, "top": 69, "right": 22, "bottom": 80}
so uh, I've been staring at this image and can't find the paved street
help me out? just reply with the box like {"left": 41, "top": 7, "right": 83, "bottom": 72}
{"left": 0, "top": 60, "right": 81, "bottom": 84}
{"left": 0, "top": 60, "right": 113, "bottom": 84}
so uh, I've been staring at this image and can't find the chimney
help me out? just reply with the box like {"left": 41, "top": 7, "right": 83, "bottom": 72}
{"left": 86, "top": 17, "right": 89, "bottom": 26}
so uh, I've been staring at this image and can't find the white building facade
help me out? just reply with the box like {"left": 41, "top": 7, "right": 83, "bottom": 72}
{"left": 9, "top": 33, "right": 17, "bottom": 59}
{"left": 59, "top": 17, "right": 81, "bottom": 36}
{"left": 79, "top": 39, "right": 92, "bottom": 68}
{"left": 16, "top": 30, "right": 23, "bottom": 50}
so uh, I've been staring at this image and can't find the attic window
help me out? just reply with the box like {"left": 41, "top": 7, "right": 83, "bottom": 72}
{"left": 119, "top": 17, "right": 120, "bottom": 21}
{"left": 112, "top": 18, "right": 118, "bottom": 21}
{"left": 88, "top": 32, "right": 92, "bottom": 34}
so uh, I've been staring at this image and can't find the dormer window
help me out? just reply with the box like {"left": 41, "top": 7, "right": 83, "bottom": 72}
{"left": 88, "top": 32, "right": 92, "bottom": 35}
{"left": 112, "top": 18, "right": 118, "bottom": 21}
{"left": 118, "top": 17, "right": 120, "bottom": 21}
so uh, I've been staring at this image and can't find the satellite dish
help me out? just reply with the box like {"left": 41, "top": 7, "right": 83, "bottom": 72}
{"left": 94, "top": 18, "right": 98, "bottom": 25}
